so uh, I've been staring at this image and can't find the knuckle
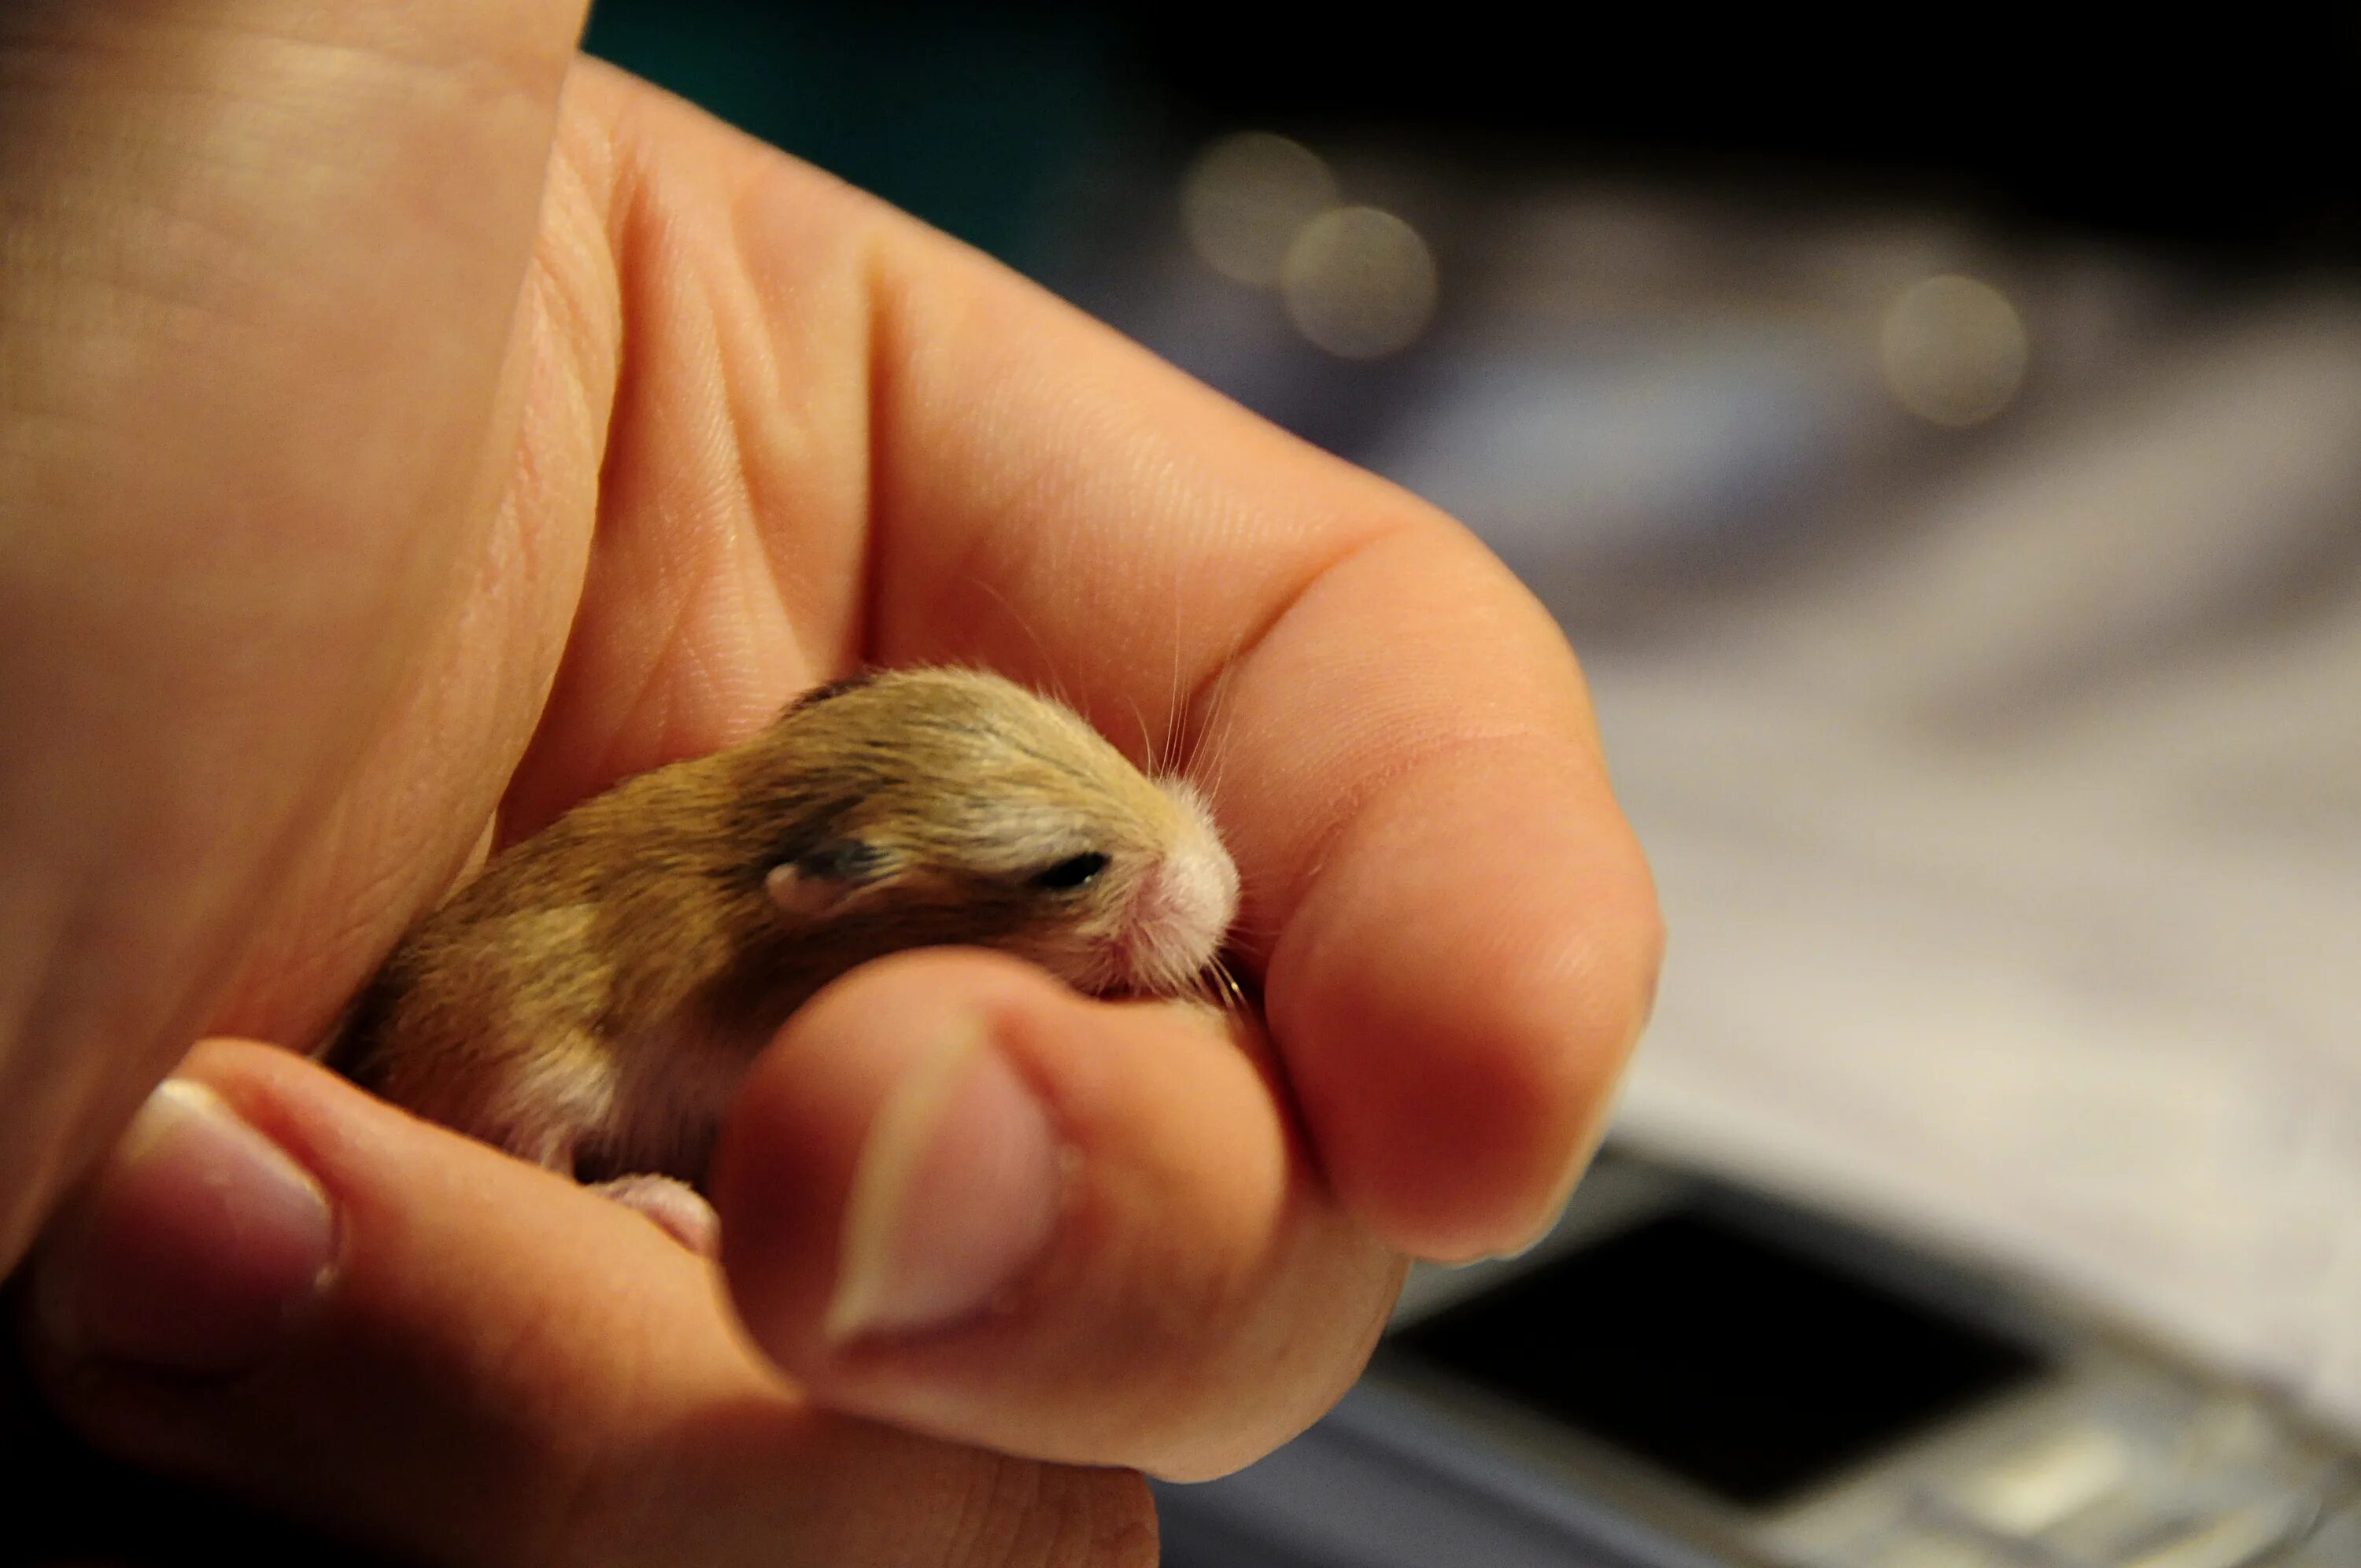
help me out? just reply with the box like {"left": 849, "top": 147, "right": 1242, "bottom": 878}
{"left": 945, "top": 1453, "right": 1158, "bottom": 1568}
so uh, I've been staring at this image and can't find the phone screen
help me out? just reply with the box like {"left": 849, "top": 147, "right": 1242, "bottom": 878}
{"left": 1387, "top": 1205, "right": 2050, "bottom": 1509}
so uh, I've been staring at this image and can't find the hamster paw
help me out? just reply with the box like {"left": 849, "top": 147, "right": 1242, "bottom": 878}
{"left": 591, "top": 1173, "right": 720, "bottom": 1256}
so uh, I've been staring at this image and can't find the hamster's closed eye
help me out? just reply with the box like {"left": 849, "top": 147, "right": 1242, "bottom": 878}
{"left": 1031, "top": 851, "right": 1110, "bottom": 891}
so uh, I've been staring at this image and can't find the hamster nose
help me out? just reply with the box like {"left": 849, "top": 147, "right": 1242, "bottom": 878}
{"left": 1122, "top": 831, "right": 1240, "bottom": 993}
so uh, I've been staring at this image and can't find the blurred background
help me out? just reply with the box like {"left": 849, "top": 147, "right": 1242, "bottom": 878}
{"left": 587, "top": 0, "right": 2361, "bottom": 1483}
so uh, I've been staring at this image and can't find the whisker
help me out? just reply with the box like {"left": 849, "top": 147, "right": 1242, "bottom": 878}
{"left": 1208, "top": 955, "right": 1248, "bottom": 1015}
{"left": 1182, "top": 619, "right": 1253, "bottom": 788}
{"left": 1167, "top": 560, "right": 1187, "bottom": 769}
{"left": 968, "top": 574, "right": 1076, "bottom": 713}
{"left": 1124, "top": 690, "right": 1156, "bottom": 773}
{"left": 1204, "top": 697, "right": 1238, "bottom": 799}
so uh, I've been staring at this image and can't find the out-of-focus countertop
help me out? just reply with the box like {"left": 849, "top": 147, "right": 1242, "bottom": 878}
{"left": 1590, "top": 295, "right": 2361, "bottom": 1433}
{"left": 1071, "top": 165, "right": 2361, "bottom": 1436}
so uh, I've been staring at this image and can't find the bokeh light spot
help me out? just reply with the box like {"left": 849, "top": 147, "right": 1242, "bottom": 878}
{"left": 1180, "top": 131, "right": 1341, "bottom": 289}
{"left": 1279, "top": 205, "right": 1439, "bottom": 360}
{"left": 1879, "top": 274, "right": 2030, "bottom": 427}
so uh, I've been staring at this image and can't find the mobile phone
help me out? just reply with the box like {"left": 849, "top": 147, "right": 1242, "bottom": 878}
{"left": 1155, "top": 1143, "right": 2361, "bottom": 1567}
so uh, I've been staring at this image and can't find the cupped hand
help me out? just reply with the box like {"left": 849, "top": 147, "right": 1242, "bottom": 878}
{"left": 3, "top": 4, "right": 1661, "bottom": 1562}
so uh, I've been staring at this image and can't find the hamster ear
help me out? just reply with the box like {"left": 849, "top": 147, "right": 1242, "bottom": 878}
{"left": 764, "top": 838, "right": 893, "bottom": 918}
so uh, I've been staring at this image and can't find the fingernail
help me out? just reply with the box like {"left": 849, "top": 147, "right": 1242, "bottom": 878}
{"left": 32, "top": 1079, "right": 337, "bottom": 1374}
{"left": 825, "top": 1021, "right": 1063, "bottom": 1343}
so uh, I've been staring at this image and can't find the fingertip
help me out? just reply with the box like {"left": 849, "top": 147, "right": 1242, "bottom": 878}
{"left": 714, "top": 950, "right": 1077, "bottom": 1366}
{"left": 18, "top": 1039, "right": 708, "bottom": 1563}
{"left": 713, "top": 949, "right": 1391, "bottom": 1478}
{"left": 1273, "top": 749, "right": 1662, "bottom": 1261}
{"left": 24, "top": 1070, "right": 339, "bottom": 1381}
{"left": 25, "top": 1036, "right": 1153, "bottom": 1566}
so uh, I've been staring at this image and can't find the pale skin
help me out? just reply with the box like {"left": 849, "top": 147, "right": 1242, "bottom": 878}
{"left": 0, "top": 4, "right": 1662, "bottom": 1563}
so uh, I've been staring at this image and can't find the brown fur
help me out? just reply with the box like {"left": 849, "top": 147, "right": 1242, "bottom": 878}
{"left": 328, "top": 668, "right": 1235, "bottom": 1186}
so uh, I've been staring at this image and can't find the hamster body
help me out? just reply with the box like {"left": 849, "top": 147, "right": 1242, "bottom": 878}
{"left": 329, "top": 668, "right": 1240, "bottom": 1191}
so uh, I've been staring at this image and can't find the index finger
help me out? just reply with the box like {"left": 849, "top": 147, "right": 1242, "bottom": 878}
{"left": 845, "top": 220, "right": 1660, "bottom": 1264}
{"left": 560, "top": 71, "right": 1663, "bottom": 1261}
{"left": 868, "top": 284, "right": 1659, "bottom": 1260}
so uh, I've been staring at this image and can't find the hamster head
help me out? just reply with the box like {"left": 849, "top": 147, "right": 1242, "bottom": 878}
{"left": 733, "top": 668, "right": 1240, "bottom": 998}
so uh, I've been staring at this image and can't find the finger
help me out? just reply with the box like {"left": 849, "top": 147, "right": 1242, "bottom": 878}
{"left": 0, "top": 0, "right": 592, "bottom": 1269}
{"left": 712, "top": 949, "right": 1405, "bottom": 1482}
{"left": 508, "top": 72, "right": 1661, "bottom": 1262}
{"left": 858, "top": 216, "right": 1666, "bottom": 1264}
{"left": 20, "top": 1040, "right": 1153, "bottom": 1568}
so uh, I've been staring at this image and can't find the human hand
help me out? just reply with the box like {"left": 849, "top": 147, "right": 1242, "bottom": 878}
{"left": 4, "top": 4, "right": 1661, "bottom": 1561}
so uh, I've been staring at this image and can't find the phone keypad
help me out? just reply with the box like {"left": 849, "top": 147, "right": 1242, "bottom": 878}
{"left": 1927, "top": 1462, "right": 2325, "bottom": 1566}
{"left": 2116, "top": 1499, "right": 2317, "bottom": 1568}
{"left": 1852, "top": 1496, "right": 2326, "bottom": 1567}
{"left": 1794, "top": 1390, "right": 2359, "bottom": 1568}
{"left": 2282, "top": 1499, "right": 2361, "bottom": 1565}
{"left": 1854, "top": 1529, "right": 1997, "bottom": 1568}
{"left": 1931, "top": 1421, "right": 2136, "bottom": 1535}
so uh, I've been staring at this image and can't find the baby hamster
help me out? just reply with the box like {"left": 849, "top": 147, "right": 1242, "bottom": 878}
{"left": 327, "top": 667, "right": 1240, "bottom": 1240}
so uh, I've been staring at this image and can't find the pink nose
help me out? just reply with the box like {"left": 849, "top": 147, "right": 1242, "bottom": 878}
{"left": 1120, "top": 841, "right": 1240, "bottom": 992}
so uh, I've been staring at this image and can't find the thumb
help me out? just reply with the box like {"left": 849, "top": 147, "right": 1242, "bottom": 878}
{"left": 17, "top": 1039, "right": 1151, "bottom": 1567}
{"left": 713, "top": 949, "right": 1404, "bottom": 1482}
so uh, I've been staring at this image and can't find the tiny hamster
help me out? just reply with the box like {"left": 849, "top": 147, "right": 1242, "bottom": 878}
{"left": 327, "top": 667, "right": 1240, "bottom": 1237}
